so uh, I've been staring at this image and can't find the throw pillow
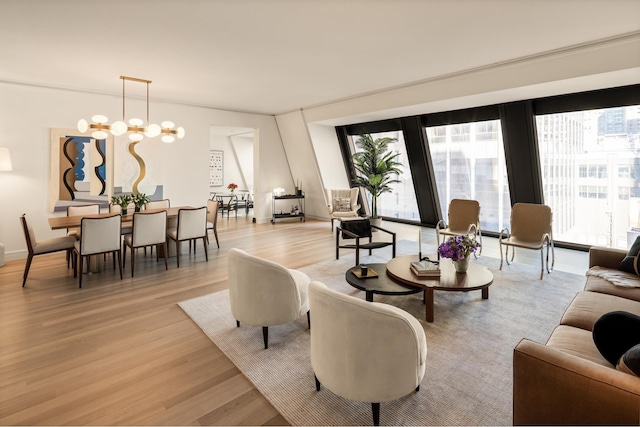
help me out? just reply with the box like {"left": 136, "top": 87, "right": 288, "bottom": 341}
{"left": 619, "top": 236, "right": 640, "bottom": 275}
{"left": 334, "top": 197, "right": 352, "bottom": 212}
{"left": 617, "top": 343, "right": 640, "bottom": 377}
{"left": 592, "top": 311, "right": 640, "bottom": 366}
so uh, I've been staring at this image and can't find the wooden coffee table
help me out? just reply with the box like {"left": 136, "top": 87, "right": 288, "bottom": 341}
{"left": 386, "top": 255, "right": 494, "bottom": 322}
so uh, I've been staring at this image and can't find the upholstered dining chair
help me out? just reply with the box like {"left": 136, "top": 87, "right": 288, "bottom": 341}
{"left": 436, "top": 198, "right": 483, "bottom": 258}
{"left": 122, "top": 211, "right": 168, "bottom": 277}
{"left": 228, "top": 248, "right": 311, "bottom": 349}
{"left": 109, "top": 203, "right": 134, "bottom": 234}
{"left": 145, "top": 199, "right": 170, "bottom": 210}
{"left": 66, "top": 203, "right": 101, "bottom": 266}
{"left": 325, "top": 188, "right": 361, "bottom": 230}
{"left": 166, "top": 206, "right": 208, "bottom": 268}
{"left": 73, "top": 213, "right": 123, "bottom": 288}
{"left": 499, "top": 202, "right": 555, "bottom": 279}
{"left": 20, "top": 214, "right": 76, "bottom": 287}
{"left": 336, "top": 218, "right": 396, "bottom": 266}
{"left": 309, "top": 281, "right": 427, "bottom": 426}
{"left": 206, "top": 199, "right": 220, "bottom": 248}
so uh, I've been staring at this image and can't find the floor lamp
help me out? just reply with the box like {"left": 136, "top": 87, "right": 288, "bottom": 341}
{"left": 0, "top": 147, "right": 13, "bottom": 267}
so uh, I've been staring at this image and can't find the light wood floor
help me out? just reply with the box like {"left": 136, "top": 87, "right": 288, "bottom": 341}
{"left": 0, "top": 215, "right": 588, "bottom": 425}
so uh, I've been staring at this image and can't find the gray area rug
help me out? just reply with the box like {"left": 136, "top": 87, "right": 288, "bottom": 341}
{"left": 179, "top": 241, "right": 585, "bottom": 426}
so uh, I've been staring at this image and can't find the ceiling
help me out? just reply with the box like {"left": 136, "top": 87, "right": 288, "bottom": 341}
{"left": 2, "top": 0, "right": 640, "bottom": 117}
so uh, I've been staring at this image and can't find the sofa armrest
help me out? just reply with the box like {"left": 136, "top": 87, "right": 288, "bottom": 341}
{"left": 514, "top": 339, "right": 640, "bottom": 425}
{"left": 589, "top": 246, "right": 627, "bottom": 269}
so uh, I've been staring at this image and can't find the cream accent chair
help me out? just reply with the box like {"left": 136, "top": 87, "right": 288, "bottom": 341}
{"left": 73, "top": 214, "right": 123, "bottom": 288}
{"left": 166, "top": 207, "right": 208, "bottom": 268}
{"left": 500, "top": 202, "right": 555, "bottom": 279}
{"left": 325, "top": 188, "right": 361, "bottom": 231}
{"left": 122, "top": 211, "right": 168, "bottom": 277}
{"left": 309, "top": 281, "right": 427, "bottom": 426}
{"left": 20, "top": 214, "right": 76, "bottom": 287}
{"left": 145, "top": 199, "right": 170, "bottom": 210}
{"left": 206, "top": 199, "right": 220, "bottom": 248}
{"left": 436, "top": 199, "right": 482, "bottom": 258}
{"left": 228, "top": 248, "right": 310, "bottom": 349}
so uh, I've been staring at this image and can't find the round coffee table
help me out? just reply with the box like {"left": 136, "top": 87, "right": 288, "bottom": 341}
{"left": 386, "top": 255, "right": 494, "bottom": 322}
{"left": 345, "top": 263, "right": 423, "bottom": 302}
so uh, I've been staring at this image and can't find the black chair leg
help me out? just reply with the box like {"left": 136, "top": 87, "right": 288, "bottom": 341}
{"left": 236, "top": 320, "right": 240, "bottom": 327}
{"left": 307, "top": 310, "right": 311, "bottom": 329}
{"left": 416, "top": 385, "right": 420, "bottom": 392}
{"left": 372, "top": 402, "right": 380, "bottom": 426}
{"left": 262, "top": 326, "right": 269, "bottom": 349}
{"left": 314, "top": 375, "right": 321, "bottom": 391}
{"left": 22, "top": 254, "right": 33, "bottom": 287}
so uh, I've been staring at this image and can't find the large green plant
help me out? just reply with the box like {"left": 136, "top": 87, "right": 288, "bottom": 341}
{"left": 351, "top": 134, "right": 402, "bottom": 218}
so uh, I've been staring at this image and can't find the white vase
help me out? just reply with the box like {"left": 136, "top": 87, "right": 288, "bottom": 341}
{"left": 453, "top": 256, "right": 470, "bottom": 273}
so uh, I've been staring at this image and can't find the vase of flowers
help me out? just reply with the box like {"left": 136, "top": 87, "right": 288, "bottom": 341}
{"left": 111, "top": 194, "right": 132, "bottom": 216}
{"left": 438, "top": 235, "right": 481, "bottom": 273}
{"left": 132, "top": 193, "right": 150, "bottom": 212}
{"left": 227, "top": 183, "right": 238, "bottom": 193}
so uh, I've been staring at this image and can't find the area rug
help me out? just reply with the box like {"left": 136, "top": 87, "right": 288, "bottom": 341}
{"left": 178, "top": 241, "right": 585, "bottom": 426}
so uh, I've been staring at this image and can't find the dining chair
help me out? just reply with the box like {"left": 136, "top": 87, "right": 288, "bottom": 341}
{"left": 436, "top": 199, "right": 483, "bottom": 258}
{"left": 217, "top": 194, "right": 238, "bottom": 219}
{"left": 109, "top": 203, "right": 134, "bottom": 234}
{"left": 20, "top": 214, "right": 76, "bottom": 287}
{"left": 73, "top": 213, "right": 123, "bottom": 288}
{"left": 66, "top": 203, "right": 101, "bottom": 266}
{"left": 122, "top": 211, "right": 168, "bottom": 277}
{"left": 499, "top": 202, "right": 555, "bottom": 279}
{"left": 166, "top": 207, "right": 208, "bottom": 268}
{"left": 206, "top": 199, "right": 220, "bottom": 248}
{"left": 145, "top": 199, "right": 170, "bottom": 210}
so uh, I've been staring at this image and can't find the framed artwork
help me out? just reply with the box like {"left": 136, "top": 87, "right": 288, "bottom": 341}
{"left": 49, "top": 128, "right": 114, "bottom": 212}
{"left": 209, "top": 150, "right": 223, "bottom": 187}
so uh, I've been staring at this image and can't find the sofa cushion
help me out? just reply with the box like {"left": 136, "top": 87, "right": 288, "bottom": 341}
{"left": 546, "top": 325, "right": 611, "bottom": 367}
{"left": 585, "top": 273, "right": 640, "bottom": 302}
{"left": 620, "top": 236, "right": 640, "bottom": 275}
{"left": 592, "top": 311, "right": 640, "bottom": 365}
{"left": 618, "top": 344, "right": 640, "bottom": 377}
{"left": 560, "top": 291, "right": 640, "bottom": 332}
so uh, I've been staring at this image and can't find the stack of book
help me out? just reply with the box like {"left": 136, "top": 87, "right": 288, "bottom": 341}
{"left": 410, "top": 259, "right": 441, "bottom": 278}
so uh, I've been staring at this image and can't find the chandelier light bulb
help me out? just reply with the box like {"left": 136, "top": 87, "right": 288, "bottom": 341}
{"left": 176, "top": 127, "right": 185, "bottom": 139}
{"left": 145, "top": 123, "right": 161, "bottom": 138}
{"left": 129, "top": 132, "right": 144, "bottom": 142}
{"left": 161, "top": 121, "right": 175, "bottom": 129}
{"left": 92, "top": 114, "right": 108, "bottom": 124}
{"left": 129, "top": 117, "right": 144, "bottom": 127}
{"left": 162, "top": 135, "right": 175, "bottom": 143}
{"left": 111, "top": 121, "right": 128, "bottom": 136}
{"left": 92, "top": 130, "right": 109, "bottom": 140}
{"left": 77, "top": 119, "right": 89, "bottom": 133}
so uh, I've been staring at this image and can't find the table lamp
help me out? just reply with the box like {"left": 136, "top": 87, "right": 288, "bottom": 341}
{"left": 0, "top": 147, "right": 13, "bottom": 267}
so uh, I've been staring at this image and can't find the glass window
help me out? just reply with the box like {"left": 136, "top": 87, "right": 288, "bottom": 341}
{"left": 536, "top": 105, "right": 640, "bottom": 249}
{"left": 425, "top": 119, "right": 511, "bottom": 233}
{"left": 351, "top": 131, "right": 420, "bottom": 220}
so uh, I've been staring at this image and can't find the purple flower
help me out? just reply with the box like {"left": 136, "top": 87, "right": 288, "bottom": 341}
{"left": 438, "top": 235, "right": 481, "bottom": 260}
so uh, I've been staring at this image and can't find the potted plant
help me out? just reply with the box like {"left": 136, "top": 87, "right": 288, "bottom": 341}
{"left": 111, "top": 194, "right": 132, "bottom": 215}
{"left": 132, "top": 193, "right": 150, "bottom": 212}
{"left": 350, "top": 134, "right": 402, "bottom": 226}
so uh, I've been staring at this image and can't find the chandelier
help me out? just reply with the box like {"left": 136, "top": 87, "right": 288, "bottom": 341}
{"left": 77, "top": 76, "right": 185, "bottom": 143}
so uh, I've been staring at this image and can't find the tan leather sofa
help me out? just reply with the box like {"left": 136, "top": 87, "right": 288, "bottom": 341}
{"left": 513, "top": 246, "right": 640, "bottom": 425}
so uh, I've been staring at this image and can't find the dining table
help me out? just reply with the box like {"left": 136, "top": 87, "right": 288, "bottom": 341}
{"left": 48, "top": 206, "right": 194, "bottom": 272}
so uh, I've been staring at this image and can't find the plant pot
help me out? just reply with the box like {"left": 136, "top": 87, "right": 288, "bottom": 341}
{"left": 135, "top": 206, "right": 141, "bottom": 212}
{"left": 453, "top": 256, "right": 470, "bottom": 273}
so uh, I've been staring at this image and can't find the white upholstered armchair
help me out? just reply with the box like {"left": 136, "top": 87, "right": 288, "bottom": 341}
{"left": 309, "top": 281, "right": 427, "bottom": 426}
{"left": 325, "top": 188, "right": 361, "bottom": 230}
{"left": 228, "top": 248, "right": 311, "bottom": 349}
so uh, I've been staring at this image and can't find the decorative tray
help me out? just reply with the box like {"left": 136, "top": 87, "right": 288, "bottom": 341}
{"left": 352, "top": 268, "right": 379, "bottom": 279}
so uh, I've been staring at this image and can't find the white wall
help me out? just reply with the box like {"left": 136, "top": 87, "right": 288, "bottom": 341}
{"left": 230, "top": 135, "right": 254, "bottom": 191}
{"left": 307, "top": 123, "right": 349, "bottom": 191}
{"left": 209, "top": 134, "right": 246, "bottom": 192}
{"left": 0, "top": 82, "right": 289, "bottom": 259}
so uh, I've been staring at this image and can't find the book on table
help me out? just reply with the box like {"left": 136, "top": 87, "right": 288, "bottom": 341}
{"left": 410, "top": 260, "right": 441, "bottom": 277}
